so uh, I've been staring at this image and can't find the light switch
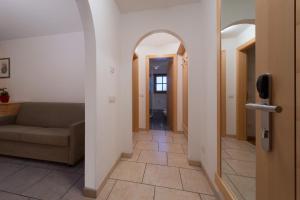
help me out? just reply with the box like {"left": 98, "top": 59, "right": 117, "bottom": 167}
{"left": 109, "top": 96, "right": 116, "bottom": 103}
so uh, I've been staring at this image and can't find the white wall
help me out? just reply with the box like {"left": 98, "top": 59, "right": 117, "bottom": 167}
{"left": 135, "top": 42, "right": 180, "bottom": 129}
{"left": 221, "top": 0, "right": 255, "bottom": 29}
{"left": 86, "top": 0, "right": 122, "bottom": 191}
{"left": 0, "top": 32, "right": 85, "bottom": 103}
{"left": 119, "top": 1, "right": 218, "bottom": 183}
{"left": 222, "top": 25, "right": 255, "bottom": 136}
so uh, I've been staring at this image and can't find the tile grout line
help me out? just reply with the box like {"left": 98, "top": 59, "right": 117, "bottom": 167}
{"left": 105, "top": 179, "right": 118, "bottom": 200}
{"left": 58, "top": 174, "right": 82, "bottom": 200}
{"left": 109, "top": 178, "right": 214, "bottom": 197}
{"left": 0, "top": 189, "right": 42, "bottom": 200}
{"left": 178, "top": 167, "right": 184, "bottom": 190}
{"left": 141, "top": 163, "right": 147, "bottom": 183}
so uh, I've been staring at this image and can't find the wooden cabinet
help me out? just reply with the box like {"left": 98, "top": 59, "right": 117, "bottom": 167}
{"left": 0, "top": 103, "right": 21, "bottom": 117}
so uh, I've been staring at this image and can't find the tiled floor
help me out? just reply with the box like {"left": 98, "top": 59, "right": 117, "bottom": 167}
{"left": 221, "top": 137, "right": 256, "bottom": 200}
{"left": 106, "top": 130, "right": 217, "bottom": 200}
{"left": 0, "top": 156, "right": 83, "bottom": 200}
{"left": 0, "top": 130, "right": 217, "bottom": 200}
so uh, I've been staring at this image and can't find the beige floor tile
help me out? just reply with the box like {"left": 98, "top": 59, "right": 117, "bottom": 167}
{"left": 222, "top": 150, "right": 231, "bottom": 159}
{"left": 228, "top": 174, "right": 255, "bottom": 200}
{"left": 121, "top": 149, "right": 142, "bottom": 162}
{"left": 134, "top": 134, "right": 153, "bottom": 141}
{"left": 226, "top": 159, "right": 256, "bottom": 177}
{"left": 172, "top": 134, "right": 186, "bottom": 139}
{"left": 165, "top": 131, "right": 175, "bottom": 136}
{"left": 222, "top": 174, "right": 244, "bottom": 200}
{"left": 143, "top": 164, "right": 182, "bottom": 189}
{"left": 23, "top": 170, "right": 81, "bottom": 200}
{"left": 182, "top": 144, "right": 188, "bottom": 154}
{"left": 180, "top": 169, "right": 213, "bottom": 195}
{"left": 222, "top": 139, "right": 255, "bottom": 152}
{"left": 173, "top": 137, "right": 188, "bottom": 145}
{"left": 138, "top": 151, "right": 167, "bottom": 165}
{"left": 107, "top": 180, "right": 154, "bottom": 200}
{"left": 153, "top": 135, "right": 173, "bottom": 143}
{"left": 167, "top": 153, "right": 200, "bottom": 170}
{"left": 225, "top": 149, "right": 256, "bottom": 162}
{"left": 221, "top": 160, "right": 236, "bottom": 175}
{"left": 200, "top": 194, "right": 217, "bottom": 200}
{"left": 155, "top": 187, "right": 201, "bottom": 200}
{"left": 0, "top": 191, "right": 28, "bottom": 200}
{"left": 159, "top": 143, "right": 184, "bottom": 153}
{"left": 0, "top": 167, "right": 50, "bottom": 194}
{"left": 135, "top": 141, "right": 159, "bottom": 151}
{"left": 97, "top": 179, "right": 117, "bottom": 200}
{"left": 110, "top": 161, "right": 145, "bottom": 182}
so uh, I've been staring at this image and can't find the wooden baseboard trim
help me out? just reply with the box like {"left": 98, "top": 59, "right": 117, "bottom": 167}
{"left": 191, "top": 161, "right": 221, "bottom": 199}
{"left": 188, "top": 160, "right": 202, "bottom": 167}
{"left": 215, "top": 173, "right": 235, "bottom": 200}
{"left": 139, "top": 128, "right": 148, "bottom": 131}
{"left": 83, "top": 154, "right": 122, "bottom": 198}
{"left": 121, "top": 152, "right": 133, "bottom": 159}
{"left": 183, "top": 124, "right": 188, "bottom": 136}
{"left": 224, "top": 134, "right": 236, "bottom": 138}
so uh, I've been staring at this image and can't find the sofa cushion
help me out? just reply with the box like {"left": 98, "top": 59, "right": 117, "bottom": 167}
{"left": 0, "top": 125, "right": 70, "bottom": 146}
{"left": 16, "top": 102, "right": 84, "bottom": 128}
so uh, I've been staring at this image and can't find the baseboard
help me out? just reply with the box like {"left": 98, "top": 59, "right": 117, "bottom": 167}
{"left": 215, "top": 173, "right": 235, "bottom": 200}
{"left": 189, "top": 160, "right": 221, "bottom": 199}
{"left": 121, "top": 152, "right": 133, "bottom": 158}
{"left": 225, "top": 134, "right": 236, "bottom": 138}
{"left": 83, "top": 154, "right": 122, "bottom": 198}
{"left": 139, "top": 128, "right": 148, "bottom": 132}
{"left": 183, "top": 123, "right": 188, "bottom": 136}
{"left": 188, "top": 160, "right": 202, "bottom": 167}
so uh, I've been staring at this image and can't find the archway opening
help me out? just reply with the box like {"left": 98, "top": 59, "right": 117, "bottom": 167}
{"left": 131, "top": 31, "right": 189, "bottom": 156}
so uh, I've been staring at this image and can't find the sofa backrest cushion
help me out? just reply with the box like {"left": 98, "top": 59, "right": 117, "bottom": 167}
{"left": 16, "top": 102, "right": 84, "bottom": 128}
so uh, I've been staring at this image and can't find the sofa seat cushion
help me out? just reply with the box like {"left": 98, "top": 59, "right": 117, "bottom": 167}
{"left": 0, "top": 125, "right": 70, "bottom": 146}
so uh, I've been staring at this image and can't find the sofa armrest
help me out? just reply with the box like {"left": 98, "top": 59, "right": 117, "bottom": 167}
{"left": 68, "top": 121, "right": 85, "bottom": 165}
{"left": 0, "top": 115, "right": 16, "bottom": 126}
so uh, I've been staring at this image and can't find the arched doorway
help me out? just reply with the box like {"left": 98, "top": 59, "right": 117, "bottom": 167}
{"left": 130, "top": 31, "right": 190, "bottom": 161}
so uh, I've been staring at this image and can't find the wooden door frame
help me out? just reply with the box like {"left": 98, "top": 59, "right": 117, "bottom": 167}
{"left": 145, "top": 54, "right": 177, "bottom": 131}
{"left": 221, "top": 50, "right": 227, "bottom": 137}
{"left": 236, "top": 39, "right": 256, "bottom": 140}
{"left": 132, "top": 53, "right": 139, "bottom": 132}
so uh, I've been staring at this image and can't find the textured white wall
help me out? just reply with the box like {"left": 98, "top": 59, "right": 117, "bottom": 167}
{"left": 87, "top": 0, "right": 122, "bottom": 190}
{"left": 222, "top": 25, "right": 255, "bottom": 136}
{"left": 0, "top": 32, "right": 85, "bottom": 103}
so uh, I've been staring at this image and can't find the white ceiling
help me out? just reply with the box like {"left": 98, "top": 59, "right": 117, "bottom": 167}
{"left": 0, "top": 0, "right": 82, "bottom": 41}
{"left": 221, "top": 24, "right": 255, "bottom": 39}
{"left": 115, "top": 0, "right": 201, "bottom": 13}
{"left": 139, "top": 33, "right": 180, "bottom": 47}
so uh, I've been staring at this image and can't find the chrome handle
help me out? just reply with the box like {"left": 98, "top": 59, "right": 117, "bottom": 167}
{"left": 245, "top": 103, "right": 282, "bottom": 113}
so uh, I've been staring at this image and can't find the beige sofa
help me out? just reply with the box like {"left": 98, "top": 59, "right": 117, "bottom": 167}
{"left": 0, "top": 102, "right": 85, "bottom": 165}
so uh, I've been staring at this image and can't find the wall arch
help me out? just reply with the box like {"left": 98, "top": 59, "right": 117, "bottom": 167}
{"left": 132, "top": 29, "right": 188, "bottom": 56}
{"left": 75, "top": 0, "right": 97, "bottom": 191}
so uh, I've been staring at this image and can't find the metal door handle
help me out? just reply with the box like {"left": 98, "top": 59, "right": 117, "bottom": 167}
{"left": 245, "top": 103, "right": 282, "bottom": 113}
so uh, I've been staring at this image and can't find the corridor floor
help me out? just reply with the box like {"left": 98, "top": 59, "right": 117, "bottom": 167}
{"left": 103, "top": 130, "right": 217, "bottom": 200}
{"left": 0, "top": 130, "right": 217, "bottom": 200}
